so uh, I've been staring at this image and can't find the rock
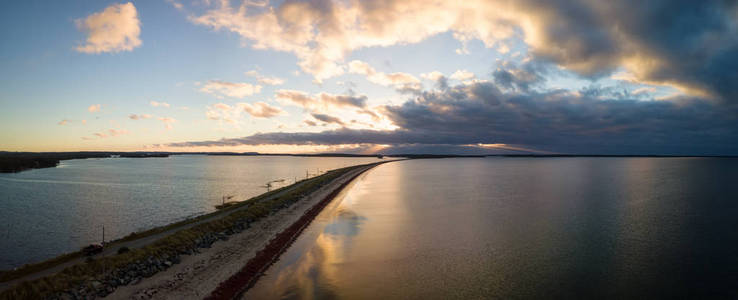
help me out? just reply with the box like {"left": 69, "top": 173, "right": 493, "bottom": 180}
{"left": 90, "top": 280, "right": 102, "bottom": 290}
{"left": 56, "top": 292, "right": 74, "bottom": 300}
{"left": 164, "top": 260, "right": 172, "bottom": 267}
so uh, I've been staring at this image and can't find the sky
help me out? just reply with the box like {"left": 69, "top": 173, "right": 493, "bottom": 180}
{"left": 0, "top": 0, "right": 737, "bottom": 155}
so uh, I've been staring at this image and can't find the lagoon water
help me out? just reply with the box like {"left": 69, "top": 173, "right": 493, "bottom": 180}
{"left": 246, "top": 157, "right": 738, "bottom": 299}
{"left": 0, "top": 155, "right": 382, "bottom": 269}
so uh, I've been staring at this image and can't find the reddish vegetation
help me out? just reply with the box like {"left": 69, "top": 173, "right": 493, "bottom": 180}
{"left": 205, "top": 166, "right": 374, "bottom": 300}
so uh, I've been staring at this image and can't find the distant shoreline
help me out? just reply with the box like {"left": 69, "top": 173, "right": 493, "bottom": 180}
{"left": 1, "top": 151, "right": 736, "bottom": 173}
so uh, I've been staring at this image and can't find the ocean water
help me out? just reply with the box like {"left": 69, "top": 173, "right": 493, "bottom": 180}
{"left": 246, "top": 157, "right": 738, "bottom": 299}
{"left": 0, "top": 155, "right": 383, "bottom": 269}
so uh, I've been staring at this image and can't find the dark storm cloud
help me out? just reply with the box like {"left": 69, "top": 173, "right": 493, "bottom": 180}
{"left": 381, "top": 82, "right": 738, "bottom": 154}
{"left": 520, "top": 0, "right": 738, "bottom": 101}
{"left": 170, "top": 81, "right": 738, "bottom": 155}
{"left": 492, "top": 60, "right": 549, "bottom": 92}
{"left": 170, "top": 0, "right": 738, "bottom": 154}
{"left": 167, "top": 128, "right": 442, "bottom": 147}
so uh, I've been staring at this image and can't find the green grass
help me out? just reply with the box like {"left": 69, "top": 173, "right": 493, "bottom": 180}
{"left": 0, "top": 164, "right": 370, "bottom": 299}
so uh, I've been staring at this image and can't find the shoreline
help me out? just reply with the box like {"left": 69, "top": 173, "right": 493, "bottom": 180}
{"left": 0, "top": 162, "right": 390, "bottom": 299}
{"left": 106, "top": 163, "right": 382, "bottom": 299}
{"left": 0, "top": 173, "right": 303, "bottom": 287}
{"left": 7, "top": 150, "right": 725, "bottom": 174}
{"left": 206, "top": 162, "right": 378, "bottom": 299}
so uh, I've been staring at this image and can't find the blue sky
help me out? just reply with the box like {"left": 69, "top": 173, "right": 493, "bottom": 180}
{"left": 1, "top": 0, "right": 736, "bottom": 154}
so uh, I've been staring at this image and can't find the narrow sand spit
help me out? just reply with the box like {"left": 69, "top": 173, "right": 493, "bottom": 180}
{"left": 107, "top": 164, "right": 377, "bottom": 299}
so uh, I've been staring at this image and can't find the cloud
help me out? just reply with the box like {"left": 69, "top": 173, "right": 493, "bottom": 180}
{"left": 158, "top": 117, "right": 176, "bottom": 129}
{"left": 128, "top": 114, "right": 152, "bottom": 120}
{"left": 516, "top": 0, "right": 738, "bottom": 101}
{"left": 150, "top": 101, "right": 170, "bottom": 108}
{"left": 166, "top": 0, "right": 184, "bottom": 11}
{"left": 276, "top": 89, "right": 367, "bottom": 110}
{"left": 199, "top": 80, "right": 262, "bottom": 98}
{"left": 449, "top": 70, "right": 475, "bottom": 81}
{"left": 169, "top": 80, "right": 738, "bottom": 155}
{"left": 76, "top": 2, "right": 141, "bottom": 54}
{"left": 311, "top": 113, "right": 345, "bottom": 126}
{"left": 241, "top": 101, "right": 287, "bottom": 118}
{"left": 206, "top": 103, "right": 237, "bottom": 123}
{"left": 84, "top": 128, "right": 129, "bottom": 140}
{"left": 421, "top": 71, "right": 448, "bottom": 90}
{"left": 245, "top": 70, "right": 286, "bottom": 85}
{"left": 206, "top": 102, "right": 286, "bottom": 125}
{"left": 632, "top": 87, "right": 657, "bottom": 96}
{"left": 320, "top": 93, "right": 367, "bottom": 108}
{"left": 188, "top": 0, "right": 738, "bottom": 101}
{"left": 59, "top": 119, "right": 89, "bottom": 125}
{"left": 188, "top": 0, "right": 523, "bottom": 81}
{"left": 492, "top": 59, "right": 548, "bottom": 92}
{"left": 358, "top": 108, "right": 381, "bottom": 121}
{"left": 88, "top": 104, "right": 101, "bottom": 112}
{"left": 347, "top": 60, "right": 420, "bottom": 91}
{"left": 421, "top": 71, "right": 445, "bottom": 81}
{"left": 109, "top": 129, "right": 129, "bottom": 136}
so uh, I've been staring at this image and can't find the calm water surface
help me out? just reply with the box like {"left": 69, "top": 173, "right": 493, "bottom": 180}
{"left": 0, "top": 155, "right": 382, "bottom": 269}
{"left": 246, "top": 157, "right": 738, "bottom": 299}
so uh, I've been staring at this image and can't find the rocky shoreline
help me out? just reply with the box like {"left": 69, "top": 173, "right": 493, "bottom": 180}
{"left": 1, "top": 163, "right": 382, "bottom": 300}
{"left": 205, "top": 164, "right": 376, "bottom": 299}
{"left": 54, "top": 220, "right": 253, "bottom": 300}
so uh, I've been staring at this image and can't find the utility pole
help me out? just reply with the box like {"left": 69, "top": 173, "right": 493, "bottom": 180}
{"left": 102, "top": 225, "right": 106, "bottom": 275}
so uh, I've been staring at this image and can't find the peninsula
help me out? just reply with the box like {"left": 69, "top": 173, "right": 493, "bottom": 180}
{"left": 0, "top": 161, "right": 390, "bottom": 299}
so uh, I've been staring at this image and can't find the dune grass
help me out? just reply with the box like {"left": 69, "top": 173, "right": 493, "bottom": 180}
{"left": 0, "top": 164, "right": 366, "bottom": 299}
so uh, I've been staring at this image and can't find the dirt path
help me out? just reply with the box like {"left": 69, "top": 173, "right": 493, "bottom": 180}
{"left": 106, "top": 164, "right": 377, "bottom": 299}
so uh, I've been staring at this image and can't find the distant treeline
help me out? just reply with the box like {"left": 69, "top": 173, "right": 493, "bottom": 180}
{"left": 4, "top": 151, "right": 726, "bottom": 173}
{"left": 0, "top": 152, "right": 170, "bottom": 173}
{"left": 207, "top": 152, "right": 382, "bottom": 158}
{"left": 204, "top": 152, "right": 484, "bottom": 159}
{"left": 0, "top": 151, "right": 483, "bottom": 173}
